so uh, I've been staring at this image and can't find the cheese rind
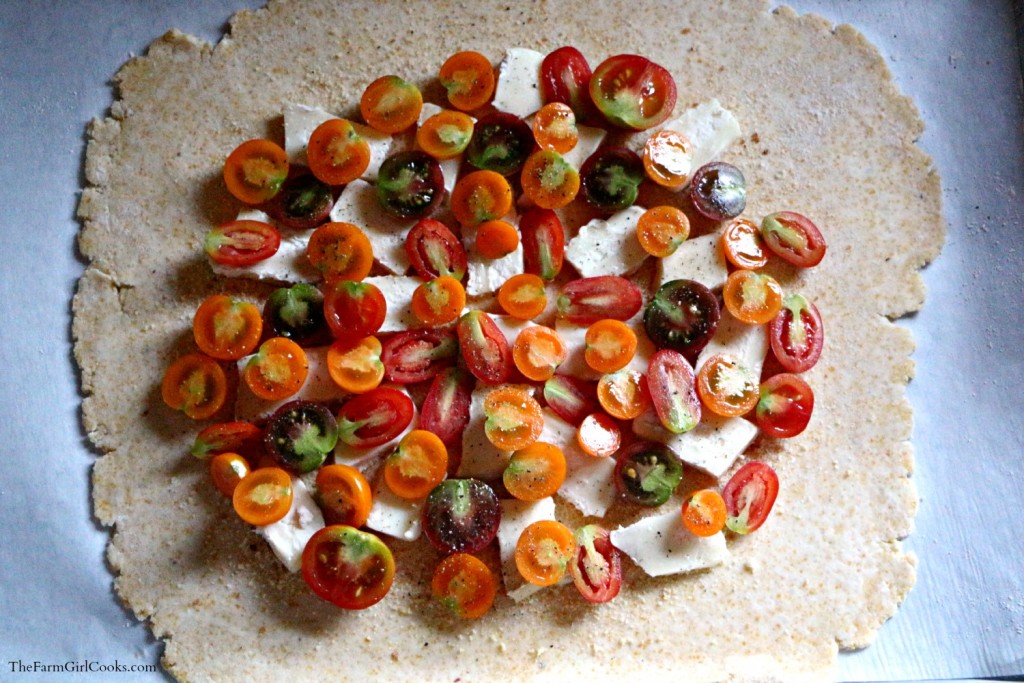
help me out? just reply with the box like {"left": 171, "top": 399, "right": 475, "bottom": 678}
{"left": 565, "top": 206, "right": 648, "bottom": 278}
{"left": 255, "top": 477, "right": 325, "bottom": 573}
{"left": 632, "top": 407, "right": 758, "bottom": 479}
{"left": 491, "top": 48, "right": 545, "bottom": 119}
{"left": 329, "top": 179, "right": 413, "bottom": 275}
{"left": 609, "top": 510, "right": 728, "bottom": 577}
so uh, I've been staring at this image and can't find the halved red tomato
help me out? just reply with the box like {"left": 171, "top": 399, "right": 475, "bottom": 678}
{"left": 557, "top": 276, "right": 643, "bottom": 325}
{"left": 204, "top": 220, "right": 280, "bottom": 267}
{"left": 540, "top": 46, "right": 599, "bottom": 123}
{"left": 380, "top": 328, "right": 459, "bottom": 384}
{"left": 519, "top": 207, "right": 565, "bottom": 281}
{"left": 420, "top": 367, "right": 474, "bottom": 446}
{"left": 760, "top": 211, "right": 826, "bottom": 267}
{"left": 323, "top": 280, "right": 387, "bottom": 341}
{"left": 405, "top": 218, "right": 468, "bottom": 281}
{"left": 647, "top": 349, "right": 701, "bottom": 434}
{"left": 769, "top": 293, "right": 824, "bottom": 374}
{"left": 589, "top": 54, "right": 677, "bottom": 130}
{"left": 301, "top": 525, "right": 395, "bottom": 609}
{"left": 722, "top": 462, "right": 779, "bottom": 535}
{"left": 543, "top": 373, "right": 599, "bottom": 426}
{"left": 755, "top": 373, "right": 814, "bottom": 438}
{"left": 568, "top": 524, "right": 622, "bottom": 604}
{"left": 335, "top": 387, "right": 415, "bottom": 449}
{"left": 456, "top": 311, "right": 511, "bottom": 385}
{"left": 191, "top": 421, "right": 263, "bottom": 460}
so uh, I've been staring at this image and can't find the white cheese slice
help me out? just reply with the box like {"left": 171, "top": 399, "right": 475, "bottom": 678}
{"left": 565, "top": 206, "right": 648, "bottom": 278}
{"left": 539, "top": 408, "right": 617, "bottom": 518}
{"left": 209, "top": 209, "right": 318, "bottom": 284}
{"left": 457, "top": 383, "right": 535, "bottom": 480}
{"left": 462, "top": 219, "right": 525, "bottom": 297}
{"left": 632, "top": 406, "right": 758, "bottom": 479}
{"left": 417, "top": 102, "right": 467, "bottom": 194}
{"left": 657, "top": 230, "right": 729, "bottom": 290}
{"left": 695, "top": 310, "right": 769, "bottom": 379}
{"left": 363, "top": 275, "right": 420, "bottom": 332}
{"left": 609, "top": 510, "right": 728, "bottom": 577}
{"left": 488, "top": 314, "right": 536, "bottom": 347}
{"left": 365, "top": 477, "right": 422, "bottom": 541}
{"left": 553, "top": 321, "right": 601, "bottom": 381}
{"left": 561, "top": 123, "right": 607, "bottom": 171}
{"left": 255, "top": 477, "right": 325, "bottom": 573}
{"left": 333, "top": 386, "right": 418, "bottom": 480}
{"left": 491, "top": 48, "right": 544, "bottom": 119}
{"left": 497, "top": 497, "right": 558, "bottom": 602}
{"left": 234, "top": 346, "right": 345, "bottom": 421}
{"left": 283, "top": 103, "right": 393, "bottom": 180}
{"left": 329, "top": 179, "right": 413, "bottom": 275}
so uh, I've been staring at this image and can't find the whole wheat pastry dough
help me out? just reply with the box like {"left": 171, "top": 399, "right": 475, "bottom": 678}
{"left": 74, "top": 1, "right": 943, "bottom": 680}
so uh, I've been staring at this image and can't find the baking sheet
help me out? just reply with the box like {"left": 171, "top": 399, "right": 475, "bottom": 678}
{"left": 0, "top": 1, "right": 1021, "bottom": 681}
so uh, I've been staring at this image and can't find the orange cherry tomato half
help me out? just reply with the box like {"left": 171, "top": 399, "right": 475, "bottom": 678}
{"left": 584, "top": 319, "right": 637, "bottom": 373}
{"left": 161, "top": 352, "right": 228, "bottom": 420}
{"left": 512, "top": 325, "right": 566, "bottom": 381}
{"left": 384, "top": 430, "right": 448, "bottom": 499}
{"left": 439, "top": 51, "right": 496, "bottom": 111}
{"left": 416, "top": 110, "right": 475, "bottom": 160}
{"left": 302, "top": 525, "right": 395, "bottom": 609}
{"left": 306, "top": 222, "right": 374, "bottom": 282}
{"left": 532, "top": 102, "right": 578, "bottom": 154}
{"left": 722, "top": 269, "right": 784, "bottom": 325}
{"left": 498, "top": 273, "right": 547, "bottom": 320}
{"left": 483, "top": 385, "right": 544, "bottom": 451}
{"left": 243, "top": 337, "right": 309, "bottom": 401}
{"left": 192, "top": 294, "right": 263, "bottom": 361}
{"left": 636, "top": 205, "right": 691, "bottom": 258}
{"left": 315, "top": 464, "right": 373, "bottom": 528}
{"left": 326, "top": 336, "right": 385, "bottom": 394}
{"left": 450, "top": 170, "right": 513, "bottom": 227}
{"left": 696, "top": 353, "right": 759, "bottom": 417}
{"left": 432, "top": 553, "right": 498, "bottom": 619}
{"left": 520, "top": 150, "right": 580, "bottom": 209}
{"left": 596, "top": 369, "right": 649, "bottom": 420}
{"left": 360, "top": 75, "right": 423, "bottom": 134}
{"left": 232, "top": 466, "right": 293, "bottom": 525}
{"left": 209, "top": 452, "right": 250, "bottom": 498}
{"left": 411, "top": 276, "right": 466, "bottom": 327}
{"left": 514, "top": 520, "right": 576, "bottom": 587}
{"left": 721, "top": 217, "right": 768, "bottom": 270}
{"left": 681, "top": 488, "right": 727, "bottom": 537}
{"left": 307, "top": 118, "right": 371, "bottom": 185}
{"left": 503, "top": 441, "right": 566, "bottom": 501}
{"left": 475, "top": 220, "right": 519, "bottom": 259}
{"left": 642, "top": 129, "right": 693, "bottom": 189}
{"left": 223, "top": 139, "right": 288, "bottom": 204}
{"left": 577, "top": 412, "right": 622, "bottom": 458}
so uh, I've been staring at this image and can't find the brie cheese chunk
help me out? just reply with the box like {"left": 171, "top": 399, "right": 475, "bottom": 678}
{"left": 366, "top": 477, "right": 422, "bottom": 541}
{"left": 497, "top": 497, "right": 558, "bottom": 602}
{"left": 695, "top": 310, "right": 769, "bottom": 379}
{"left": 565, "top": 206, "right": 648, "bottom": 278}
{"left": 234, "top": 346, "right": 344, "bottom": 421}
{"left": 609, "top": 510, "right": 728, "bottom": 577}
{"left": 657, "top": 230, "right": 729, "bottom": 290}
{"left": 553, "top": 321, "right": 601, "bottom": 381}
{"left": 561, "top": 123, "right": 607, "bottom": 171}
{"left": 539, "top": 408, "right": 617, "bottom": 518}
{"left": 491, "top": 48, "right": 545, "bottom": 119}
{"left": 363, "top": 275, "right": 421, "bottom": 332}
{"left": 632, "top": 406, "right": 758, "bottom": 479}
{"left": 329, "top": 179, "right": 413, "bottom": 275}
{"left": 488, "top": 314, "right": 536, "bottom": 348}
{"left": 283, "top": 103, "right": 393, "bottom": 180}
{"left": 255, "top": 477, "right": 325, "bottom": 573}
{"left": 462, "top": 219, "right": 525, "bottom": 297}
{"left": 209, "top": 209, "right": 318, "bottom": 284}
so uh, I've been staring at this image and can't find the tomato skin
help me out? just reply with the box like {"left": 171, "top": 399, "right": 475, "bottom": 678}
{"left": 755, "top": 373, "right": 814, "bottom": 438}
{"left": 204, "top": 220, "right": 281, "bottom": 267}
{"left": 722, "top": 462, "right": 779, "bottom": 534}
{"left": 422, "top": 479, "right": 501, "bottom": 555}
{"left": 614, "top": 441, "right": 683, "bottom": 507}
{"left": 569, "top": 524, "right": 622, "bottom": 603}
{"left": 420, "top": 367, "right": 474, "bottom": 446}
{"left": 161, "top": 353, "right": 228, "bottom": 420}
{"left": 519, "top": 207, "right": 565, "bottom": 281}
{"left": 557, "top": 275, "right": 644, "bottom": 325}
{"left": 263, "top": 283, "right": 331, "bottom": 347}
{"left": 543, "top": 373, "right": 599, "bottom": 425}
{"left": 380, "top": 328, "right": 459, "bottom": 384}
{"left": 432, "top": 553, "right": 498, "bottom": 619}
{"left": 515, "top": 520, "right": 576, "bottom": 586}
{"left": 405, "top": 218, "right": 468, "bottom": 281}
{"left": 720, "top": 218, "right": 768, "bottom": 270}
{"left": 589, "top": 54, "right": 677, "bottom": 130}
{"left": 336, "top": 387, "right": 415, "bottom": 449}
{"left": 769, "top": 294, "right": 824, "bottom": 374}
{"left": 209, "top": 452, "right": 251, "bottom": 498}
{"left": 647, "top": 349, "right": 701, "bottom": 434}
{"left": 192, "top": 421, "right": 263, "bottom": 460}
{"left": 315, "top": 464, "right": 373, "bottom": 528}
{"left": 579, "top": 146, "right": 645, "bottom": 211}
{"left": 644, "top": 279, "right": 720, "bottom": 356}
{"left": 760, "top": 211, "right": 826, "bottom": 267}
{"left": 264, "top": 400, "right": 339, "bottom": 473}
{"left": 323, "top": 280, "right": 387, "bottom": 342}
{"left": 302, "top": 525, "right": 395, "bottom": 610}
{"left": 465, "top": 112, "right": 534, "bottom": 176}
{"left": 688, "top": 162, "right": 747, "bottom": 222}
{"left": 376, "top": 151, "right": 444, "bottom": 219}
{"left": 223, "top": 139, "right": 289, "bottom": 204}
{"left": 264, "top": 173, "right": 334, "bottom": 230}
{"left": 232, "top": 466, "right": 293, "bottom": 526}
{"left": 193, "top": 295, "right": 263, "bottom": 361}
{"left": 457, "top": 311, "right": 512, "bottom": 385}
{"left": 384, "top": 430, "right": 448, "bottom": 499}
{"left": 541, "top": 46, "right": 599, "bottom": 123}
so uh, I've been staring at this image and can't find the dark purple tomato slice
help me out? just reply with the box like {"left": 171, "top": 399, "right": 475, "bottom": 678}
{"left": 376, "top": 150, "right": 444, "bottom": 219}
{"left": 769, "top": 293, "right": 824, "bottom": 374}
{"left": 422, "top": 479, "right": 501, "bottom": 555}
{"left": 647, "top": 349, "right": 700, "bottom": 434}
{"left": 613, "top": 441, "right": 683, "bottom": 507}
{"left": 540, "top": 46, "right": 599, "bottom": 123}
{"left": 380, "top": 328, "right": 459, "bottom": 384}
{"left": 542, "top": 373, "right": 599, "bottom": 426}
{"left": 569, "top": 524, "right": 622, "bottom": 604}
{"left": 405, "top": 218, "right": 468, "bottom": 281}
{"left": 579, "top": 146, "right": 645, "bottom": 211}
{"left": 264, "top": 400, "right": 339, "bottom": 473}
{"left": 263, "top": 283, "right": 331, "bottom": 347}
{"left": 465, "top": 112, "right": 534, "bottom": 176}
{"left": 457, "top": 310, "right": 512, "bottom": 385}
{"left": 755, "top": 373, "right": 814, "bottom": 438}
{"left": 643, "top": 279, "right": 720, "bottom": 355}
{"left": 688, "top": 162, "right": 746, "bottom": 222}
{"left": 557, "top": 275, "right": 644, "bottom": 325}
{"left": 335, "top": 387, "right": 415, "bottom": 449}
{"left": 723, "top": 462, "right": 779, "bottom": 535}
{"left": 420, "top": 367, "right": 474, "bottom": 446}
{"left": 264, "top": 173, "right": 334, "bottom": 230}
{"left": 589, "top": 54, "right": 677, "bottom": 130}
{"left": 519, "top": 207, "right": 565, "bottom": 281}
{"left": 323, "top": 280, "right": 387, "bottom": 341}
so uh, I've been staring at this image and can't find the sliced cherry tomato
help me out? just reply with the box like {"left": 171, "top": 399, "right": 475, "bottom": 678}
{"left": 557, "top": 275, "right": 643, "bottom": 325}
{"left": 422, "top": 478, "right": 501, "bottom": 555}
{"left": 636, "top": 205, "right": 691, "bottom": 258}
{"left": 465, "top": 112, "right": 533, "bottom": 176}
{"left": 302, "top": 525, "right": 395, "bottom": 609}
{"left": 597, "top": 369, "right": 650, "bottom": 420}
{"left": 589, "top": 54, "right": 677, "bottom": 130}
{"left": 360, "top": 75, "right": 423, "bottom": 134}
{"left": 326, "top": 336, "right": 385, "bottom": 393}
{"left": 322, "top": 279, "right": 387, "bottom": 341}
{"left": 376, "top": 150, "right": 444, "bottom": 219}
{"left": 584, "top": 319, "right": 637, "bottom": 373}
{"left": 384, "top": 430, "right": 448, "bottom": 499}
{"left": 544, "top": 373, "right": 600, "bottom": 425}
{"left": 439, "top": 51, "right": 496, "bottom": 111}
{"left": 520, "top": 207, "right": 565, "bottom": 280}
{"left": 209, "top": 452, "right": 250, "bottom": 498}
{"left": 723, "top": 270, "right": 784, "bottom": 325}
{"left": 503, "top": 442, "right": 566, "bottom": 501}
{"left": 755, "top": 373, "right": 814, "bottom": 438}
{"left": 191, "top": 421, "right": 263, "bottom": 460}
{"left": 411, "top": 276, "right": 466, "bottom": 327}
{"left": 643, "top": 129, "right": 694, "bottom": 189}
{"left": 577, "top": 413, "right": 621, "bottom": 458}
{"left": 513, "top": 325, "right": 566, "bottom": 381}
{"left": 614, "top": 441, "right": 683, "bottom": 507}
{"left": 720, "top": 218, "right": 768, "bottom": 270}
{"left": 405, "top": 218, "right": 468, "bottom": 281}
{"left": 264, "top": 400, "right": 338, "bottom": 473}
{"left": 416, "top": 110, "right": 475, "bottom": 160}
{"left": 769, "top": 293, "right": 824, "bottom": 374}
{"left": 541, "top": 46, "right": 599, "bottom": 123}
{"left": 243, "top": 337, "right": 308, "bottom": 401}
{"left": 681, "top": 488, "right": 727, "bottom": 537}
{"left": 232, "top": 466, "right": 292, "bottom": 525}
{"left": 457, "top": 310, "right": 512, "bottom": 385}
{"left": 498, "top": 273, "right": 547, "bottom": 320}
{"left": 432, "top": 553, "right": 497, "bottom": 619}
{"left": 515, "top": 520, "right": 576, "bottom": 587}
{"left": 579, "top": 146, "right": 645, "bottom": 211}
{"left": 532, "top": 102, "right": 578, "bottom": 154}
{"left": 450, "top": 170, "right": 513, "bottom": 227}
{"left": 419, "top": 367, "right": 474, "bottom": 446}
{"left": 474, "top": 220, "right": 519, "bottom": 259}
{"left": 722, "top": 462, "right": 779, "bottom": 534}
{"left": 689, "top": 162, "right": 747, "bottom": 221}
{"left": 307, "top": 118, "right": 371, "bottom": 185}
{"left": 315, "top": 464, "right": 372, "bottom": 528}
{"left": 483, "top": 385, "right": 544, "bottom": 451}
{"left": 381, "top": 328, "right": 459, "bottom": 384}
{"left": 192, "top": 295, "right": 262, "bottom": 361}
{"left": 760, "top": 211, "right": 826, "bottom": 267}
{"left": 335, "top": 387, "right": 415, "bottom": 449}
{"left": 223, "top": 139, "right": 288, "bottom": 204}
{"left": 521, "top": 150, "right": 580, "bottom": 209}
{"left": 569, "top": 524, "right": 621, "bottom": 603}
{"left": 696, "top": 353, "right": 759, "bottom": 417}
{"left": 264, "top": 173, "right": 334, "bottom": 230}
{"left": 263, "top": 284, "right": 331, "bottom": 347}
{"left": 648, "top": 349, "right": 701, "bottom": 434}
{"left": 306, "top": 222, "right": 374, "bottom": 282}
{"left": 644, "top": 279, "right": 720, "bottom": 355}
{"left": 204, "top": 219, "right": 281, "bottom": 267}
{"left": 161, "top": 353, "right": 228, "bottom": 420}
